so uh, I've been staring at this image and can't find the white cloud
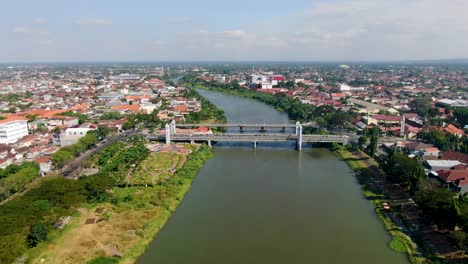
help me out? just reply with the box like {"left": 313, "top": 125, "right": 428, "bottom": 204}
{"left": 222, "top": 29, "right": 247, "bottom": 40}
{"left": 35, "top": 18, "right": 47, "bottom": 24}
{"left": 168, "top": 0, "right": 468, "bottom": 60}
{"left": 13, "top": 27, "right": 31, "bottom": 33}
{"left": 281, "top": 0, "right": 468, "bottom": 59}
{"left": 74, "top": 18, "right": 112, "bottom": 25}
{"left": 13, "top": 26, "right": 48, "bottom": 35}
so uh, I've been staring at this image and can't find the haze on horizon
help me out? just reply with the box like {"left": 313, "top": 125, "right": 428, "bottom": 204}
{"left": 2, "top": 0, "right": 468, "bottom": 63}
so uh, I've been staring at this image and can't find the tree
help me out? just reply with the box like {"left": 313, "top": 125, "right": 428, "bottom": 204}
{"left": 365, "top": 127, "right": 379, "bottom": 157}
{"left": 410, "top": 97, "right": 436, "bottom": 118}
{"left": 51, "top": 150, "right": 73, "bottom": 168}
{"left": 453, "top": 108, "right": 468, "bottom": 128}
{"left": 82, "top": 176, "right": 115, "bottom": 202}
{"left": 96, "top": 126, "right": 110, "bottom": 140}
{"left": 100, "top": 111, "right": 123, "bottom": 120}
{"left": 27, "top": 223, "right": 48, "bottom": 247}
{"left": 415, "top": 188, "right": 459, "bottom": 230}
{"left": 358, "top": 136, "right": 367, "bottom": 150}
{"left": 381, "top": 153, "right": 426, "bottom": 192}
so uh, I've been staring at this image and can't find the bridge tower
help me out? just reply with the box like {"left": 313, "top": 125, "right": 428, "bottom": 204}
{"left": 165, "top": 124, "right": 171, "bottom": 145}
{"left": 296, "top": 121, "right": 303, "bottom": 151}
{"left": 170, "top": 120, "right": 177, "bottom": 134}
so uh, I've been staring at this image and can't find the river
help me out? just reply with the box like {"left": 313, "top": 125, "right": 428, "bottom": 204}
{"left": 137, "top": 89, "right": 408, "bottom": 264}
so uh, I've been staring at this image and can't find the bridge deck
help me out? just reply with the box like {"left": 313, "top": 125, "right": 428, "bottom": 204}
{"left": 148, "top": 133, "right": 349, "bottom": 144}
{"left": 175, "top": 123, "right": 315, "bottom": 128}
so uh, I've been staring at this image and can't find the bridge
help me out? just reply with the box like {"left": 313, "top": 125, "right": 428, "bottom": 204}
{"left": 174, "top": 123, "right": 317, "bottom": 132}
{"left": 147, "top": 121, "right": 349, "bottom": 151}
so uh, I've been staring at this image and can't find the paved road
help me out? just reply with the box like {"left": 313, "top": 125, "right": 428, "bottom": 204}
{"left": 61, "top": 130, "right": 137, "bottom": 177}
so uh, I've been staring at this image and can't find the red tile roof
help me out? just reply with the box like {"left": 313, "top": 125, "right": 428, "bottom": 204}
{"left": 0, "top": 116, "right": 28, "bottom": 125}
{"left": 437, "top": 170, "right": 468, "bottom": 182}
{"left": 441, "top": 151, "right": 468, "bottom": 164}
{"left": 443, "top": 124, "right": 464, "bottom": 136}
{"left": 110, "top": 105, "right": 141, "bottom": 112}
{"left": 371, "top": 114, "right": 402, "bottom": 122}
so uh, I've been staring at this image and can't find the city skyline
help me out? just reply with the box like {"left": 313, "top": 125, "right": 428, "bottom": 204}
{"left": 2, "top": 0, "right": 468, "bottom": 62}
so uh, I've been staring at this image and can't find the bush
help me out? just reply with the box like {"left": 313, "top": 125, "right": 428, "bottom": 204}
{"left": 389, "top": 237, "right": 406, "bottom": 253}
{"left": 27, "top": 223, "right": 48, "bottom": 247}
{"left": 87, "top": 256, "right": 120, "bottom": 264}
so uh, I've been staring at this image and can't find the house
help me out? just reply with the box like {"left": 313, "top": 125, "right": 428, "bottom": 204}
{"left": 425, "top": 160, "right": 462, "bottom": 171}
{"left": 437, "top": 169, "right": 468, "bottom": 183}
{"left": 57, "top": 127, "right": 95, "bottom": 146}
{"left": 454, "top": 178, "right": 468, "bottom": 194}
{"left": 441, "top": 151, "right": 468, "bottom": 164}
{"left": 367, "top": 115, "right": 402, "bottom": 126}
{"left": 330, "top": 93, "right": 347, "bottom": 100}
{"left": 35, "top": 156, "right": 52, "bottom": 176}
{"left": 111, "top": 104, "right": 141, "bottom": 114}
{"left": 423, "top": 147, "right": 440, "bottom": 157}
{"left": 442, "top": 124, "right": 464, "bottom": 138}
{"left": 405, "top": 142, "right": 434, "bottom": 153}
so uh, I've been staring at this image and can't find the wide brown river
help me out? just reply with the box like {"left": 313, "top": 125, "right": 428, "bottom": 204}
{"left": 137, "top": 89, "right": 408, "bottom": 264}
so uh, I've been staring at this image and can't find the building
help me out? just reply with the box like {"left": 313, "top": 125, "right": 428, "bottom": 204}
{"left": 55, "top": 127, "right": 94, "bottom": 147}
{"left": 213, "top": 74, "right": 226, "bottom": 83}
{"left": 340, "top": 84, "right": 366, "bottom": 92}
{"left": 425, "top": 160, "right": 462, "bottom": 171}
{"left": 347, "top": 98, "right": 398, "bottom": 114}
{"left": 250, "top": 74, "right": 285, "bottom": 89}
{"left": 0, "top": 116, "right": 29, "bottom": 144}
{"left": 437, "top": 99, "right": 468, "bottom": 108}
{"left": 110, "top": 73, "right": 141, "bottom": 81}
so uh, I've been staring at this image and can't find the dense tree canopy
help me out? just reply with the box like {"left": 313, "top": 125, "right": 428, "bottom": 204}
{"left": 380, "top": 153, "right": 426, "bottom": 192}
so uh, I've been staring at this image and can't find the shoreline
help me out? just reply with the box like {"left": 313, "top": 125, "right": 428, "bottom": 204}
{"left": 27, "top": 144, "right": 214, "bottom": 264}
{"left": 120, "top": 144, "right": 214, "bottom": 264}
{"left": 334, "top": 148, "right": 425, "bottom": 264}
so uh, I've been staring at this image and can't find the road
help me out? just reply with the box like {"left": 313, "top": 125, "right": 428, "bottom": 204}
{"left": 61, "top": 130, "right": 137, "bottom": 178}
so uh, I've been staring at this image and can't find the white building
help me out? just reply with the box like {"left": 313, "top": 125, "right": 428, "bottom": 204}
{"left": 340, "top": 84, "right": 366, "bottom": 92}
{"left": 0, "top": 117, "right": 29, "bottom": 144}
{"left": 56, "top": 127, "right": 95, "bottom": 147}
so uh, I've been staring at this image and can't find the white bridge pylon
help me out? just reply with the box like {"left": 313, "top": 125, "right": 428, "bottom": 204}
{"left": 296, "top": 121, "right": 303, "bottom": 151}
{"left": 165, "top": 120, "right": 177, "bottom": 145}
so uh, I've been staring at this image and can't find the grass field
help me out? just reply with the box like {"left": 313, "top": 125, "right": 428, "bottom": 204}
{"left": 27, "top": 144, "right": 211, "bottom": 264}
{"left": 130, "top": 152, "right": 183, "bottom": 186}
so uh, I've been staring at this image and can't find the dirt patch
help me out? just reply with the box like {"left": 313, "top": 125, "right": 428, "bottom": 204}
{"left": 30, "top": 205, "right": 162, "bottom": 264}
{"left": 85, "top": 218, "right": 96, "bottom": 224}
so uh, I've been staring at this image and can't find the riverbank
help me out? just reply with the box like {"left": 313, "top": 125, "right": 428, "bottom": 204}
{"left": 181, "top": 77, "right": 311, "bottom": 122}
{"left": 27, "top": 144, "right": 213, "bottom": 264}
{"left": 335, "top": 148, "right": 425, "bottom": 264}
{"left": 189, "top": 82, "right": 422, "bottom": 262}
{"left": 120, "top": 144, "right": 214, "bottom": 264}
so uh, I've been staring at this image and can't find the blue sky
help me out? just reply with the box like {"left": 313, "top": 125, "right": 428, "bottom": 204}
{"left": 2, "top": 0, "right": 468, "bottom": 62}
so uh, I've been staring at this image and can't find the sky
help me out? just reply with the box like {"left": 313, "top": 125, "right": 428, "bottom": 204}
{"left": 2, "top": 0, "right": 468, "bottom": 62}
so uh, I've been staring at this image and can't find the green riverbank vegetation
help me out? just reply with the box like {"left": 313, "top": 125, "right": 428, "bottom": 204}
{"left": 335, "top": 148, "right": 425, "bottom": 264}
{"left": 0, "top": 161, "right": 40, "bottom": 202}
{"left": 336, "top": 145, "right": 468, "bottom": 264}
{"left": 0, "top": 133, "right": 213, "bottom": 264}
{"left": 180, "top": 75, "right": 356, "bottom": 130}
